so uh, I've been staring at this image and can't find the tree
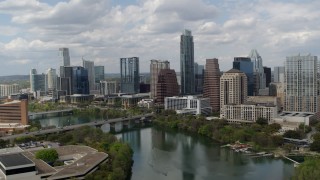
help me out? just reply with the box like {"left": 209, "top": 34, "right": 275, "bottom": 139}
{"left": 283, "top": 130, "right": 301, "bottom": 139}
{"left": 35, "top": 149, "right": 58, "bottom": 163}
{"left": 256, "top": 117, "right": 268, "bottom": 125}
{"left": 310, "top": 140, "right": 320, "bottom": 152}
{"left": 283, "top": 144, "right": 295, "bottom": 153}
{"left": 292, "top": 157, "right": 320, "bottom": 180}
{"left": 312, "top": 133, "right": 320, "bottom": 142}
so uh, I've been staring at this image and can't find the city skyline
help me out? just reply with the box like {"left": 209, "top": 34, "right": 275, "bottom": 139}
{"left": 1, "top": 0, "right": 320, "bottom": 75}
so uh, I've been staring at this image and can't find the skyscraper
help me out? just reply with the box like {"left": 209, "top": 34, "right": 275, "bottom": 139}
{"left": 285, "top": 54, "right": 318, "bottom": 112}
{"left": 233, "top": 57, "right": 254, "bottom": 96}
{"left": 203, "top": 58, "right": 220, "bottom": 112}
{"left": 120, "top": 57, "right": 140, "bottom": 94}
{"left": 30, "top": 69, "right": 46, "bottom": 92}
{"left": 220, "top": 69, "right": 247, "bottom": 112}
{"left": 83, "top": 59, "right": 95, "bottom": 91}
{"left": 274, "top": 66, "right": 285, "bottom": 83}
{"left": 249, "top": 49, "right": 265, "bottom": 94}
{"left": 46, "top": 68, "right": 57, "bottom": 90}
{"left": 94, "top": 66, "right": 105, "bottom": 83}
{"left": 150, "top": 60, "right": 170, "bottom": 99}
{"left": 59, "top": 48, "right": 70, "bottom": 66}
{"left": 180, "top": 29, "right": 195, "bottom": 95}
{"left": 60, "top": 66, "right": 89, "bottom": 95}
{"left": 263, "top": 66, "right": 271, "bottom": 87}
{"left": 156, "top": 69, "right": 179, "bottom": 104}
{"left": 194, "top": 63, "right": 204, "bottom": 94}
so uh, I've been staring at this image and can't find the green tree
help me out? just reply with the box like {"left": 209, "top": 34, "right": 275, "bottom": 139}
{"left": 35, "top": 149, "right": 58, "bottom": 163}
{"left": 292, "top": 157, "right": 320, "bottom": 180}
{"left": 310, "top": 140, "right": 320, "bottom": 152}
{"left": 256, "top": 117, "right": 268, "bottom": 125}
{"left": 283, "top": 130, "right": 301, "bottom": 139}
{"left": 283, "top": 144, "right": 295, "bottom": 153}
{"left": 312, "top": 133, "right": 320, "bottom": 142}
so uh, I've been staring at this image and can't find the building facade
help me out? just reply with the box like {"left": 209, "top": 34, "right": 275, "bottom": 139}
{"left": 274, "top": 66, "right": 285, "bottom": 83}
{"left": 249, "top": 49, "right": 265, "bottom": 94}
{"left": 203, "top": 58, "right": 220, "bottom": 112}
{"left": 60, "top": 66, "right": 89, "bottom": 95}
{"left": 180, "top": 29, "right": 195, "bottom": 95}
{"left": 83, "top": 59, "right": 95, "bottom": 91}
{"left": 59, "top": 48, "right": 70, "bottom": 66}
{"left": 0, "top": 84, "right": 19, "bottom": 97}
{"left": 233, "top": 57, "right": 254, "bottom": 96}
{"left": 285, "top": 54, "right": 318, "bottom": 113}
{"left": 194, "top": 63, "right": 204, "bottom": 94}
{"left": 46, "top": 68, "right": 57, "bottom": 90}
{"left": 94, "top": 66, "right": 105, "bottom": 83}
{"left": 220, "top": 69, "right": 247, "bottom": 112}
{"left": 164, "top": 96, "right": 212, "bottom": 115}
{"left": 156, "top": 69, "right": 179, "bottom": 104}
{"left": 30, "top": 69, "right": 46, "bottom": 93}
{"left": 0, "top": 100, "right": 28, "bottom": 125}
{"left": 150, "top": 60, "right": 170, "bottom": 99}
{"left": 263, "top": 66, "right": 271, "bottom": 87}
{"left": 120, "top": 57, "right": 140, "bottom": 94}
{"left": 100, "top": 81, "right": 118, "bottom": 95}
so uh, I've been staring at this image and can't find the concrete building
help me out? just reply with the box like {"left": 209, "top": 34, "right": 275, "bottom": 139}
{"left": 180, "top": 29, "right": 195, "bottom": 95}
{"left": 0, "top": 84, "right": 19, "bottom": 97}
{"left": 0, "top": 100, "right": 28, "bottom": 125}
{"left": 46, "top": 68, "right": 57, "bottom": 91}
{"left": 249, "top": 49, "right": 266, "bottom": 94}
{"left": 272, "top": 112, "right": 316, "bottom": 130}
{"left": 59, "top": 48, "right": 70, "bottom": 66}
{"left": 120, "top": 57, "right": 140, "bottom": 94}
{"left": 150, "top": 60, "right": 170, "bottom": 99}
{"left": 83, "top": 59, "right": 95, "bottom": 91}
{"left": 137, "top": 99, "right": 154, "bottom": 109}
{"left": 285, "top": 54, "right": 318, "bottom": 113}
{"left": 233, "top": 57, "right": 254, "bottom": 96}
{"left": 164, "top": 96, "right": 212, "bottom": 115}
{"left": 220, "top": 103, "right": 277, "bottom": 124}
{"left": 203, "top": 58, "right": 220, "bottom": 112}
{"left": 121, "top": 93, "right": 150, "bottom": 108}
{"left": 269, "top": 82, "right": 285, "bottom": 109}
{"left": 274, "top": 66, "right": 285, "bottom": 83}
{"left": 156, "top": 69, "right": 179, "bottom": 104}
{"left": 194, "top": 63, "right": 204, "bottom": 94}
{"left": 100, "top": 81, "right": 118, "bottom": 95}
{"left": 220, "top": 69, "right": 247, "bottom": 112}
{"left": 247, "top": 96, "right": 281, "bottom": 111}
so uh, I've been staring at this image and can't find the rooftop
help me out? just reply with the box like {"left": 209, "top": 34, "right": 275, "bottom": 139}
{"left": 279, "top": 112, "right": 315, "bottom": 117}
{"left": 225, "top": 69, "right": 243, "bottom": 74}
{"left": 0, "top": 153, "right": 34, "bottom": 168}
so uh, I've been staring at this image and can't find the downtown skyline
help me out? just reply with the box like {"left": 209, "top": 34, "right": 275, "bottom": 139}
{"left": 0, "top": 0, "right": 320, "bottom": 75}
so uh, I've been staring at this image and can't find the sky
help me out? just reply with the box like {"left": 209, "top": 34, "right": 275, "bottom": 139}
{"left": 0, "top": 0, "right": 319, "bottom": 75}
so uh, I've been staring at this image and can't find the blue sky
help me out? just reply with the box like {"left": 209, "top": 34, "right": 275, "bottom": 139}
{"left": 0, "top": 0, "right": 319, "bottom": 75}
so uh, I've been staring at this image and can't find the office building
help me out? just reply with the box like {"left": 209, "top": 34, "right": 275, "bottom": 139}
{"left": 59, "top": 48, "right": 70, "bottom": 66}
{"left": 100, "top": 81, "right": 118, "bottom": 95}
{"left": 30, "top": 69, "right": 46, "bottom": 93}
{"left": 120, "top": 57, "right": 140, "bottom": 94}
{"left": 285, "top": 54, "right": 318, "bottom": 112}
{"left": 0, "top": 84, "right": 19, "bottom": 97}
{"left": 194, "top": 63, "right": 204, "bottom": 94}
{"left": 249, "top": 49, "right": 265, "bottom": 94}
{"left": 46, "top": 68, "right": 57, "bottom": 90}
{"left": 264, "top": 66, "right": 271, "bottom": 87}
{"left": 94, "top": 66, "right": 105, "bottom": 83}
{"left": 233, "top": 57, "right": 254, "bottom": 96}
{"left": 220, "top": 69, "right": 247, "bottom": 112}
{"left": 156, "top": 69, "right": 179, "bottom": 104}
{"left": 60, "top": 66, "right": 89, "bottom": 95}
{"left": 180, "top": 29, "right": 195, "bottom": 95}
{"left": 165, "top": 96, "right": 212, "bottom": 115}
{"left": 83, "top": 59, "right": 95, "bottom": 91}
{"left": 274, "top": 66, "right": 285, "bottom": 83}
{"left": 0, "top": 100, "right": 28, "bottom": 125}
{"left": 150, "top": 60, "right": 170, "bottom": 99}
{"left": 203, "top": 58, "right": 220, "bottom": 112}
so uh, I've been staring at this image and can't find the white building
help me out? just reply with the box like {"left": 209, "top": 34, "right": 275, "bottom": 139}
{"left": 0, "top": 84, "right": 20, "bottom": 97}
{"left": 220, "top": 103, "right": 277, "bottom": 123}
{"left": 137, "top": 99, "right": 154, "bottom": 109}
{"left": 46, "top": 68, "right": 57, "bottom": 90}
{"left": 164, "top": 96, "right": 212, "bottom": 115}
{"left": 100, "top": 81, "right": 118, "bottom": 95}
{"left": 272, "top": 112, "right": 315, "bottom": 130}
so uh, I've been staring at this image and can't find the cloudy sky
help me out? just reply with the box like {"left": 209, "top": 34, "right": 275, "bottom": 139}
{"left": 0, "top": 0, "right": 319, "bottom": 76}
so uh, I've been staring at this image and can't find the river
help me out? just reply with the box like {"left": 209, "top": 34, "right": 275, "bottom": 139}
{"left": 37, "top": 116, "right": 295, "bottom": 180}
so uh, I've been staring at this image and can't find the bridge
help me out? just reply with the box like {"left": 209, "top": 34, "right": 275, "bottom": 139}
{"left": 28, "top": 109, "right": 74, "bottom": 119}
{"left": 1, "top": 113, "right": 153, "bottom": 141}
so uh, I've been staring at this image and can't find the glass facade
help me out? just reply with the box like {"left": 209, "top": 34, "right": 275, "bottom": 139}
{"left": 120, "top": 57, "right": 140, "bottom": 94}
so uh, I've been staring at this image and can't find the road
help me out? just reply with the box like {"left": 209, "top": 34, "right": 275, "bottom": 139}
{"left": 1, "top": 113, "right": 153, "bottom": 141}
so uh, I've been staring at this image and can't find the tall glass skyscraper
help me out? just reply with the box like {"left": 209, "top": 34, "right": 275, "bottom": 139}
{"left": 120, "top": 57, "right": 140, "bottom": 94}
{"left": 194, "top": 63, "right": 204, "bottom": 94}
{"left": 46, "top": 68, "right": 57, "bottom": 90}
{"left": 233, "top": 57, "right": 254, "bottom": 96}
{"left": 83, "top": 59, "right": 95, "bottom": 91}
{"left": 94, "top": 66, "right": 105, "bottom": 83}
{"left": 60, "top": 66, "right": 89, "bottom": 95}
{"left": 180, "top": 29, "right": 195, "bottom": 95}
{"left": 285, "top": 54, "right": 318, "bottom": 113}
{"left": 59, "top": 48, "right": 70, "bottom": 66}
{"left": 249, "top": 49, "right": 265, "bottom": 94}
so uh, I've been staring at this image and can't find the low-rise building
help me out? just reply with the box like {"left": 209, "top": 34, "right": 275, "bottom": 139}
{"left": 247, "top": 96, "right": 281, "bottom": 111}
{"left": 164, "top": 96, "right": 212, "bottom": 115}
{"left": 0, "top": 100, "right": 28, "bottom": 125}
{"left": 121, "top": 93, "right": 150, "bottom": 108}
{"left": 272, "top": 111, "right": 315, "bottom": 130}
{"left": 137, "top": 99, "right": 154, "bottom": 109}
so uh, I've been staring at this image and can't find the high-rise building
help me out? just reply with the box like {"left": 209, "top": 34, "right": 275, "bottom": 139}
{"left": 30, "top": 69, "right": 46, "bottom": 92}
{"left": 83, "top": 59, "right": 95, "bottom": 91}
{"left": 249, "top": 49, "right": 265, "bottom": 94}
{"left": 285, "top": 54, "right": 318, "bottom": 112}
{"left": 156, "top": 69, "right": 179, "bottom": 104}
{"left": 263, "top": 66, "right": 271, "bottom": 87}
{"left": 220, "top": 69, "right": 247, "bottom": 112}
{"left": 120, "top": 57, "right": 139, "bottom": 94}
{"left": 46, "top": 68, "right": 57, "bottom": 90}
{"left": 100, "top": 81, "right": 118, "bottom": 95}
{"left": 59, "top": 48, "right": 70, "bottom": 66}
{"left": 233, "top": 57, "right": 254, "bottom": 96}
{"left": 180, "top": 29, "right": 195, "bottom": 95}
{"left": 150, "top": 60, "right": 170, "bottom": 99}
{"left": 94, "top": 66, "right": 105, "bottom": 83}
{"left": 60, "top": 66, "right": 89, "bottom": 95}
{"left": 203, "top": 58, "right": 220, "bottom": 112}
{"left": 0, "top": 84, "right": 20, "bottom": 97}
{"left": 274, "top": 66, "right": 285, "bottom": 83}
{"left": 194, "top": 63, "right": 204, "bottom": 94}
